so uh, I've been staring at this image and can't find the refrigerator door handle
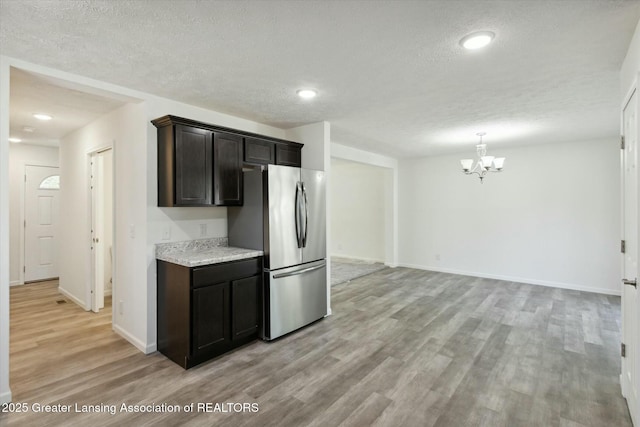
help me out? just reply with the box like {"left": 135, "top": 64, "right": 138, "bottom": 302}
{"left": 273, "top": 262, "right": 325, "bottom": 279}
{"left": 295, "top": 182, "right": 303, "bottom": 248}
{"left": 302, "top": 184, "right": 309, "bottom": 247}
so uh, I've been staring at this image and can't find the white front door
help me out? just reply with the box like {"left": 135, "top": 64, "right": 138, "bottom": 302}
{"left": 622, "top": 90, "right": 639, "bottom": 425}
{"left": 24, "top": 165, "right": 60, "bottom": 282}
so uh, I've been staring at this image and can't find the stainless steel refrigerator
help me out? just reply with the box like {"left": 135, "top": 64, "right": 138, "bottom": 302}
{"left": 228, "top": 164, "right": 327, "bottom": 340}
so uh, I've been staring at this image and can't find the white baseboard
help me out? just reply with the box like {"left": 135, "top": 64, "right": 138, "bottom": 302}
{"left": 57, "top": 286, "right": 87, "bottom": 308}
{"left": 9, "top": 280, "right": 23, "bottom": 287}
{"left": 331, "top": 254, "right": 385, "bottom": 264}
{"left": 112, "top": 324, "right": 156, "bottom": 354}
{"left": 0, "top": 390, "right": 12, "bottom": 404}
{"left": 104, "top": 289, "right": 112, "bottom": 297}
{"left": 398, "top": 263, "right": 621, "bottom": 296}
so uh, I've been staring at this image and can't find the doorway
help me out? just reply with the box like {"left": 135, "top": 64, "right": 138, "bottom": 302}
{"left": 622, "top": 89, "right": 638, "bottom": 425}
{"left": 330, "top": 157, "right": 393, "bottom": 285}
{"left": 90, "top": 148, "right": 114, "bottom": 313}
{"left": 23, "top": 165, "right": 60, "bottom": 283}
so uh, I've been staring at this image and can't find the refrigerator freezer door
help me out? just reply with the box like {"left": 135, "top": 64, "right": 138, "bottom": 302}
{"left": 265, "top": 260, "right": 327, "bottom": 340}
{"left": 300, "top": 169, "right": 326, "bottom": 263}
{"left": 266, "top": 165, "right": 302, "bottom": 270}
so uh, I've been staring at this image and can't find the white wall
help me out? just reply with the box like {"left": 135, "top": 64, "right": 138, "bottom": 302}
{"left": 58, "top": 103, "right": 144, "bottom": 322}
{"left": 622, "top": 19, "right": 640, "bottom": 99}
{"left": 286, "top": 122, "right": 330, "bottom": 172}
{"left": 331, "top": 159, "right": 387, "bottom": 262}
{"left": 8, "top": 143, "right": 59, "bottom": 285}
{"left": 399, "top": 138, "right": 621, "bottom": 295}
{"left": 330, "top": 143, "right": 399, "bottom": 266}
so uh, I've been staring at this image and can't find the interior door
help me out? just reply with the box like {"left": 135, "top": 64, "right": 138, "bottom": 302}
{"left": 24, "top": 165, "right": 60, "bottom": 282}
{"left": 91, "top": 153, "right": 105, "bottom": 312}
{"left": 622, "top": 89, "right": 638, "bottom": 425}
{"left": 301, "top": 168, "right": 326, "bottom": 263}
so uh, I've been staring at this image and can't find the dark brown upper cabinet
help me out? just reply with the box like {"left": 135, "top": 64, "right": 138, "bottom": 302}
{"left": 152, "top": 115, "right": 303, "bottom": 207}
{"left": 213, "top": 132, "right": 243, "bottom": 205}
{"left": 275, "top": 143, "right": 302, "bottom": 167}
{"left": 158, "top": 124, "right": 212, "bottom": 206}
{"left": 244, "top": 137, "right": 275, "bottom": 165}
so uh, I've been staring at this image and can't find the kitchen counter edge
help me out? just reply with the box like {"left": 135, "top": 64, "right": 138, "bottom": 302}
{"left": 156, "top": 247, "right": 264, "bottom": 268}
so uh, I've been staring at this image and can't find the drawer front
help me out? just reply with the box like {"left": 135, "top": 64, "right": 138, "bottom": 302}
{"left": 192, "top": 257, "right": 261, "bottom": 288}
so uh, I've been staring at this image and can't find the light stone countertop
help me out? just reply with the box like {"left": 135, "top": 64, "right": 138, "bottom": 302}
{"left": 155, "top": 237, "right": 263, "bottom": 267}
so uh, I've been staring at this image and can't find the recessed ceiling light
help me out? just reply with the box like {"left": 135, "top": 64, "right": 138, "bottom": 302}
{"left": 296, "top": 89, "right": 317, "bottom": 99}
{"left": 460, "top": 31, "right": 495, "bottom": 50}
{"left": 9, "top": 137, "right": 22, "bottom": 143}
{"left": 33, "top": 113, "right": 53, "bottom": 121}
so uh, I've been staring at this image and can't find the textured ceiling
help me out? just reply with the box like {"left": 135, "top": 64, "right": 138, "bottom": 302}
{"left": 1, "top": 0, "right": 639, "bottom": 157}
{"left": 9, "top": 68, "right": 130, "bottom": 146}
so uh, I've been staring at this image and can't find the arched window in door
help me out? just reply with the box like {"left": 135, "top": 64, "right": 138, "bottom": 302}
{"left": 39, "top": 175, "right": 60, "bottom": 190}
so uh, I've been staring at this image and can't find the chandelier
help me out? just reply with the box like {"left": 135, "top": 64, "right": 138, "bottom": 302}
{"left": 460, "top": 132, "right": 505, "bottom": 183}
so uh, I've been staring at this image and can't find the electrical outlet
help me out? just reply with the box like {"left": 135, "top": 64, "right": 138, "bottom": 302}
{"left": 119, "top": 300, "right": 124, "bottom": 315}
{"left": 199, "top": 223, "right": 207, "bottom": 237}
{"left": 162, "top": 226, "right": 171, "bottom": 240}
{"left": 129, "top": 224, "right": 135, "bottom": 239}
{"left": 435, "top": 254, "right": 441, "bottom": 261}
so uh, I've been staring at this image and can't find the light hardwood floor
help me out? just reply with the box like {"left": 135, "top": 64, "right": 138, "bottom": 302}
{"left": 0, "top": 270, "right": 632, "bottom": 426}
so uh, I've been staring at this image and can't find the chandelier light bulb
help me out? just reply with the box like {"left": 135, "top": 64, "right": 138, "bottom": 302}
{"left": 459, "top": 132, "right": 505, "bottom": 183}
{"left": 460, "top": 159, "right": 474, "bottom": 172}
{"left": 481, "top": 156, "right": 495, "bottom": 169}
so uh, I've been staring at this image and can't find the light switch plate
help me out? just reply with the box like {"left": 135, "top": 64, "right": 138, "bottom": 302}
{"left": 162, "top": 226, "right": 171, "bottom": 240}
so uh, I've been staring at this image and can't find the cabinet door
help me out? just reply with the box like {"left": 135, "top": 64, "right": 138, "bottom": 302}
{"left": 175, "top": 125, "right": 212, "bottom": 205}
{"left": 231, "top": 275, "right": 260, "bottom": 340}
{"left": 192, "top": 282, "right": 230, "bottom": 355}
{"left": 244, "top": 137, "right": 275, "bottom": 165}
{"left": 275, "top": 144, "right": 302, "bottom": 167}
{"left": 214, "top": 132, "right": 243, "bottom": 206}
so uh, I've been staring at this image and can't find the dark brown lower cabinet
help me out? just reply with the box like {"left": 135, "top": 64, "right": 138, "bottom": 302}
{"left": 192, "top": 282, "right": 229, "bottom": 357}
{"left": 157, "top": 257, "right": 262, "bottom": 369}
{"left": 232, "top": 275, "right": 259, "bottom": 340}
